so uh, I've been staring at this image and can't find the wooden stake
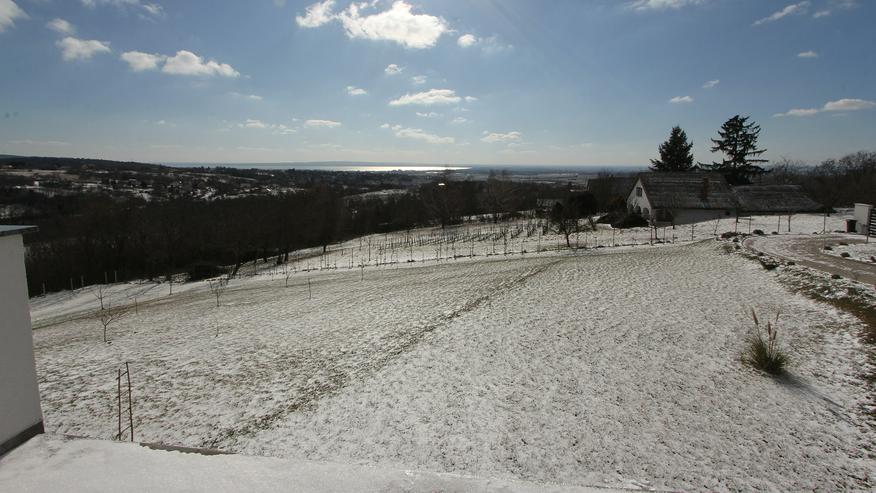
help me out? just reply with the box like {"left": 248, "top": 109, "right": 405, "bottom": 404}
{"left": 126, "top": 362, "right": 134, "bottom": 442}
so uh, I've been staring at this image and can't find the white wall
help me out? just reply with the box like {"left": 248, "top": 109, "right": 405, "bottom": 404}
{"left": 0, "top": 233, "right": 43, "bottom": 449}
{"left": 854, "top": 203, "right": 873, "bottom": 235}
{"left": 626, "top": 178, "right": 652, "bottom": 218}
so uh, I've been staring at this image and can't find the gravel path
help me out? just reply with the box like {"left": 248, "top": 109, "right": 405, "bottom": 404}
{"left": 744, "top": 234, "right": 876, "bottom": 285}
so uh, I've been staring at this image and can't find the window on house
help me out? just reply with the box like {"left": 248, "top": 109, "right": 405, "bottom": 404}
{"left": 636, "top": 186, "right": 642, "bottom": 197}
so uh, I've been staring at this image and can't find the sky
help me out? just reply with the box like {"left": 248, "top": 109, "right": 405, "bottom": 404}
{"left": 0, "top": 0, "right": 874, "bottom": 167}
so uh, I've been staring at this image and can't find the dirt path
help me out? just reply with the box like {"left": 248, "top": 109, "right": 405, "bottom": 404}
{"left": 744, "top": 234, "right": 876, "bottom": 286}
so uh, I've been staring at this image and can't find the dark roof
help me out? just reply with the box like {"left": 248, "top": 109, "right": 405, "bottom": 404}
{"left": 587, "top": 176, "right": 637, "bottom": 196}
{"left": 637, "top": 172, "right": 736, "bottom": 210}
{"left": 733, "top": 185, "right": 820, "bottom": 213}
{"left": 0, "top": 225, "right": 38, "bottom": 238}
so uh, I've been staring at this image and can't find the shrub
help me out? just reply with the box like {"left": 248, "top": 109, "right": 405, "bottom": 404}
{"left": 823, "top": 245, "right": 833, "bottom": 251}
{"left": 187, "top": 262, "right": 227, "bottom": 282}
{"left": 752, "top": 229, "right": 765, "bottom": 235}
{"left": 721, "top": 231, "right": 739, "bottom": 239}
{"left": 611, "top": 213, "right": 648, "bottom": 229}
{"left": 870, "top": 256, "right": 875, "bottom": 263}
{"left": 760, "top": 260, "right": 778, "bottom": 270}
{"left": 840, "top": 252, "right": 851, "bottom": 258}
{"left": 743, "top": 310, "right": 787, "bottom": 375}
{"left": 831, "top": 274, "right": 842, "bottom": 280}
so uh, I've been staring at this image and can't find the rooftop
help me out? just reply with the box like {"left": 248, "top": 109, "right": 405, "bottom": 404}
{"left": 637, "top": 173, "right": 736, "bottom": 210}
{"left": 733, "top": 185, "right": 821, "bottom": 213}
{"left": 0, "top": 225, "right": 38, "bottom": 238}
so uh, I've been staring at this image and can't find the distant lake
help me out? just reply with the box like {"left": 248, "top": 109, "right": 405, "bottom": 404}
{"left": 166, "top": 162, "right": 471, "bottom": 173}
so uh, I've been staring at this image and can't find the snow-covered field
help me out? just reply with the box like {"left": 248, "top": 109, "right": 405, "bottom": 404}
{"left": 0, "top": 435, "right": 625, "bottom": 493}
{"left": 26, "top": 213, "right": 874, "bottom": 491}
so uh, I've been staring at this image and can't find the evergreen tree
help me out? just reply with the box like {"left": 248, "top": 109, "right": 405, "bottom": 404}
{"left": 650, "top": 126, "right": 694, "bottom": 172}
{"left": 703, "top": 115, "right": 768, "bottom": 185}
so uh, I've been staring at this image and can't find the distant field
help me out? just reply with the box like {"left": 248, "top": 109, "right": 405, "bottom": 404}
{"left": 30, "top": 215, "right": 874, "bottom": 491}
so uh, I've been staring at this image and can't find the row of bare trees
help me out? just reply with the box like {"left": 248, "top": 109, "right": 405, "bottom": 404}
{"left": 21, "top": 174, "right": 558, "bottom": 296}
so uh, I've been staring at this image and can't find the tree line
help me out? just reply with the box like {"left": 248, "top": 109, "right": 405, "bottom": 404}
{"left": 648, "top": 115, "right": 874, "bottom": 206}
{"left": 19, "top": 173, "right": 557, "bottom": 296}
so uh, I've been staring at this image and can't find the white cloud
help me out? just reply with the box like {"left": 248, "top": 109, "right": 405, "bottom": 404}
{"left": 702, "top": 79, "right": 720, "bottom": 88}
{"left": 8, "top": 139, "right": 71, "bottom": 146}
{"left": 415, "top": 112, "right": 441, "bottom": 118}
{"left": 56, "top": 37, "right": 111, "bottom": 61}
{"left": 80, "top": 0, "right": 165, "bottom": 19}
{"left": 237, "top": 119, "right": 296, "bottom": 134}
{"left": 410, "top": 75, "right": 427, "bottom": 85}
{"left": 47, "top": 18, "right": 75, "bottom": 35}
{"left": 669, "top": 95, "right": 693, "bottom": 104}
{"left": 296, "top": 0, "right": 336, "bottom": 28}
{"left": 773, "top": 108, "right": 820, "bottom": 117}
{"left": 455, "top": 33, "right": 511, "bottom": 54}
{"left": 389, "top": 88, "right": 462, "bottom": 106}
{"left": 628, "top": 0, "right": 705, "bottom": 11}
{"left": 481, "top": 131, "right": 522, "bottom": 143}
{"left": 141, "top": 2, "right": 164, "bottom": 18}
{"left": 229, "top": 92, "right": 264, "bottom": 101}
{"left": 813, "top": 10, "right": 831, "bottom": 18}
{"left": 797, "top": 50, "right": 818, "bottom": 58}
{"left": 464, "top": 96, "right": 478, "bottom": 103}
{"left": 457, "top": 34, "right": 477, "bottom": 48}
{"left": 162, "top": 50, "right": 239, "bottom": 77}
{"left": 346, "top": 85, "right": 367, "bottom": 96}
{"left": 120, "top": 51, "right": 166, "bottom": 71}
{"left": 451, "top": 117, "right": 468, "bottom": 124}
{"left": 305, "top": 119, "right": 342, "bottom": 128}
{"left": 823, "top": 98, "right": 875, "bottom": 111}
{"left": 382, "top": 124, "right": 453, "bottom": 144}
{"left": 297, "top": 1, "right": 449, "bottom": 49}
{"left": 0, "top": 0, "right": 26, "bottom": 32}
{"left": 241, "top": 119, "right": 268, "bottom": 129}
{"left": 753, "top": 2, "right": 810, "bottom": 26}
{"left": 773, "top": 98, "right": 875, "bottom": 117}
{"left": 337, "top": 1, "right": 449, "bottom": 49}
{"left": 0, "top": 0, "right": 27, "bottom": 33}
{"left": 384, "top": 63, "right": 403, "bottom": 75}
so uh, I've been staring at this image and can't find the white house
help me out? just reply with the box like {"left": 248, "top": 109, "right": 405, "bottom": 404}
{"left": 627, "top": 173, "right": 736, "bottom": 225}
{"left": 854, "top": 203, "right": 874, "bottom": 236}
{"left": 0, "top": 225, "right": 43, "bottom": 456}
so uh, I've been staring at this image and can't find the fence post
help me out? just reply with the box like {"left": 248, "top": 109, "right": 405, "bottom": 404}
{"left": 117, "top": 368, "right": 122, "bottom": 440}
{"left": 126, "top": 362, "right": 134, "bottom": 442}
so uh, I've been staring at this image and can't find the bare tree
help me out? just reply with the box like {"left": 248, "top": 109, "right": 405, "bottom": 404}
{"left": 99, "top": 305, "right": 128, "bottom": 343}
{"left": 208, "top": 277, "right": 229, "bottom": 307}
{"left": 549, "top": 193, "right": 598, "bottom": 248}
{"left": 92, "top": 284, "right": 111, "bottom": 311}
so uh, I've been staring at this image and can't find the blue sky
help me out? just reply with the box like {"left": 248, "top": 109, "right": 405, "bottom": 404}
{"left": 0, "top": 0, "right": 874, "bottom": 166}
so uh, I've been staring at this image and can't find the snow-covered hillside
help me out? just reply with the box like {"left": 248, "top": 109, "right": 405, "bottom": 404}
{"left": 27, "top": 214, "right": 874, "bottom": 491}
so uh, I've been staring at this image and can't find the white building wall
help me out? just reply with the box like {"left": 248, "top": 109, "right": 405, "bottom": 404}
{"left": 854, "top": 203, "right": 873, "bottom": 235}
{"left": 0, "top": 232, "right": 43, "bottom": 453}
{"left": 626, "top": 178, "right": 652, "bottom": 218}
